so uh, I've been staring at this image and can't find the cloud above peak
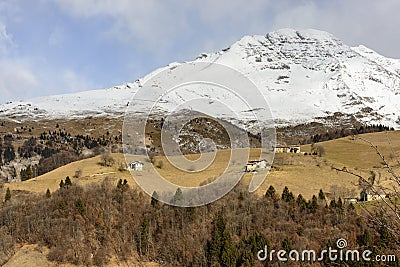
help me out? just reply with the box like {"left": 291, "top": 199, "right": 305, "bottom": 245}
{"left": 0, "top": 0, "right": 399, "bottom": 102}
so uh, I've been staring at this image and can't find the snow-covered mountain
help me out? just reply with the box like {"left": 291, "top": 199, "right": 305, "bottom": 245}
{"left": 1, "top": 28, "right": 400, "bottom": 129}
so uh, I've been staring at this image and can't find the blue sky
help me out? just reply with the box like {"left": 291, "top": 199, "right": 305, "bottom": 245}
{"left": 1, "top": 0, "right": 399, "bottom": 103}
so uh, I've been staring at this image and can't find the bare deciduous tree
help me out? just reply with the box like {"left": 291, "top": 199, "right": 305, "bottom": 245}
{"left": 332, "top": 135, "right": 400, "bottom": 239}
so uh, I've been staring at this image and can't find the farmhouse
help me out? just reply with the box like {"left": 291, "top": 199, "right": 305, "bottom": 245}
{"left": 245, "top": 163, "right": 258, "bottom": 172}
{"left": 359, "top": 188, "right": 386, "bottom": 202}
{"left": 244, "top": 159, "right": 268, "bottom": 172}
{"left": 274, "top": 145, "right": 301, "bottom": 154}
{"left": 128, "top": 161, "right": 144, "bottom": 171}
{"left": 274, "top": 146, "right": 289, "bottom": 153}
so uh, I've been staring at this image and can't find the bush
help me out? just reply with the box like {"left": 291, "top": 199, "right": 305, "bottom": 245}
{"left": 311, "top": 144, "right": 325, "bottom": 157}
{"left": 100, "top": 152, "right": 115, "bottom": 167}
{"left": 156, "top": 160, "right": 164, "bottom": 169}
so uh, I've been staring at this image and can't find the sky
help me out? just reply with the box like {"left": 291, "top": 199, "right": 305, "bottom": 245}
{"left": 0, "top": 0, "right": 399, "bottom": 103}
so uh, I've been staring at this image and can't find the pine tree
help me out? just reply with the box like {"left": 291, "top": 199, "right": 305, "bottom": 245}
{"left": 151, "top": 191, "right": 159, "bottom": 207}
{"left": 46, "top": 188, "right": 51, "bottom": 198}
{"left": 265, "top": 185, "right": 276, "bottom": 198}
{"left": 116, "top": 179, "right": 128, "bottom": 192}
{"left": 173, "top": 188, "right": 183, "bottom": 205}
{"left": 318, "top": 189, "right": 325, "bottom": 200}
{"left": 208, "top": 212, "right": 237, "bottom": 266}
{"left": 282, "top": 236, "right": 292, "bottom": 253}
{"left": 337, "top": 197, "right": 343, "bottom": 211}
{"left": 357, "top": 229, "right": 372, "bottom": 247}
{"left": 329, "top": 199, "right": 336, "bottom": 209}
{"left": 281, "top": 186, "right": 294, "bottom": 202}
{"left": 65, "top": 176, "right": 72, "bottom": 187}
{"left": 296, "top": 194, "right": 307, "bottom": 211}
{"left": 20, "top": 165, "right": 33, "bottom": 181}
{"left": 59, "top": 180, "right": 65, "bottom": 188}
{"left": 309, "top": 195, "right": 318, "bottom": 213}
{"left": 75, "top": 198, "right": 85, "bottom": 216}
{"left": 117, "top": 179, "right": 123, "bottom": 189}
{"left": 139, "top": 217, "right": 150, "bottom": 255}
{"left": 4, "top": 187, "right": 11, "bottom": 202}
{"left": 25, "top": 165, "right": 33, "bottom": 180}
{"left": 282, "top": 186, "right": 290, "bottom": 201}
{"left": 4, "top": 146, "right": 15, "bottom": 163}
{"left": 238, "top": 191, "right": 244, "bottom": 201}
{"left": 377, "top": 221, "right": 392, "bottom": 249}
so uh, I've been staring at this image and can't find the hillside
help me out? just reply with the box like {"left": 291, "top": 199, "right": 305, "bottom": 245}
{"left": 4, "top": 131, "right": 399, "bottom": 201}
{"left": 3, "top": 244, "right": 160, "bottom": 267}
{"left": 4, "top": 153, "right": 132, "bottom": 194}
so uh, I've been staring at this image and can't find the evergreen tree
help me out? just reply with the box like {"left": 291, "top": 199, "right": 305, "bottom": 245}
{"left": 337, "top": 197, "right": 343, "bottom": 211}
{"left": 45, "top": 188, "right": 51, "bottom": 198}
{"left": 318, "top": 189, "right": 325, "bottom": 200}
{"left": 4, "top": 146, "right": 15, "bottom": 163}
{"left": 26, "top": 165, "right": 33, "bottom": 179}
{"left": 265, "top": 185, "right": 276, "bottom": 198}
{"left": 357, "top": 229, "right": 372, "bottom": 247}
{"left": 151, "top": 191, "right": 159, "bottom": 207}
{"left": 59, "top": 179, "right": 65, "bottom": 188}
{"left": 282, "top": 186, "right": 290, "bottom": 201}
{"left": 20, "top": 165, "right": 33, "bottom": 181}
{"left": 309, "top": 195, "right": 318, "bottom": 213}
{"left": 4, "top": 187, "right": 11, "bottom": 202}
{"left": 377, "top": 222, "right": 392, "bottom": 249}
{"left": 117, "top": 179, "right": 128, "bottom": 192}
{"left": 282, "top": 186, "right": 294, "bottom": 202}
{"left": 296, "top": 194, "right": 307, "bottom": 211}
{"left": 117, "top": 178, "right": 123, "bottom": 189}
{"left": 75, "top": 198, "right": 85, "bottom": 216}
{"left": 139, "top": 217, "right": 150, "bottom": 255}
{"left": 208, "top": 212, "right": 237, "bottom": 266}
{"left": 173, "top": 188, "right": 183, "bottom": 205}
{"left": 329, "top": 199, "right": 336, "bottom": 209}
{"left": 282, "top": 236, "right": 292, "bottom": 253}
{"left": 65, "top": 176, "right": 72, "bottom": 187}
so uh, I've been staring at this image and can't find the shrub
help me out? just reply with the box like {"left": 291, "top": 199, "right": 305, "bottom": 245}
{"left": 101, "top": 152, "right": 115, "bottom": 167}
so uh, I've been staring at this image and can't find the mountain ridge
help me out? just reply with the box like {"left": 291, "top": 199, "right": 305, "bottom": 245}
{"left": 1, "top": 28, "right": 399, "bottom": 129}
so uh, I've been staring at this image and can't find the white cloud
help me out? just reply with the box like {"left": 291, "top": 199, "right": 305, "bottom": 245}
{"left": 270, "top": 0, "right": 400, "bottom": 58}
{"left": 0, "top": 12, "right": 95, "bottom": 102}
{"left": 53, "top": 0, "right": 400, "bottom": 58}
{"left": 2, "top": 0, "right": 400, "bottom": 103}
{"left": 0, "top": 59, "right": 39, "bottom": 102}
{"left": 0, "top": 21, "right": 39, "bottom": 102}
{"left": 0, "top": 21, "right": 14, "bottom": 56}
{"left": 50, "top": 0, "right": 275, "bottom": 55}
{"left": 0, "top": 59, "right": 96, "bottom": 102}
{"left": 52, "top": 0, "right": 188, "bottom": 52}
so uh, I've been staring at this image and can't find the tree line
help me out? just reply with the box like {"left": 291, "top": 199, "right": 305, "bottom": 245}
{"left": 1, "top": 181, "right": 398, "bottom": 266}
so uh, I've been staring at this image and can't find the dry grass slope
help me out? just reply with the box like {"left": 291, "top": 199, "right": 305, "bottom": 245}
{"left": 4, "top": 131, "right": 400, "bottom": 201}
